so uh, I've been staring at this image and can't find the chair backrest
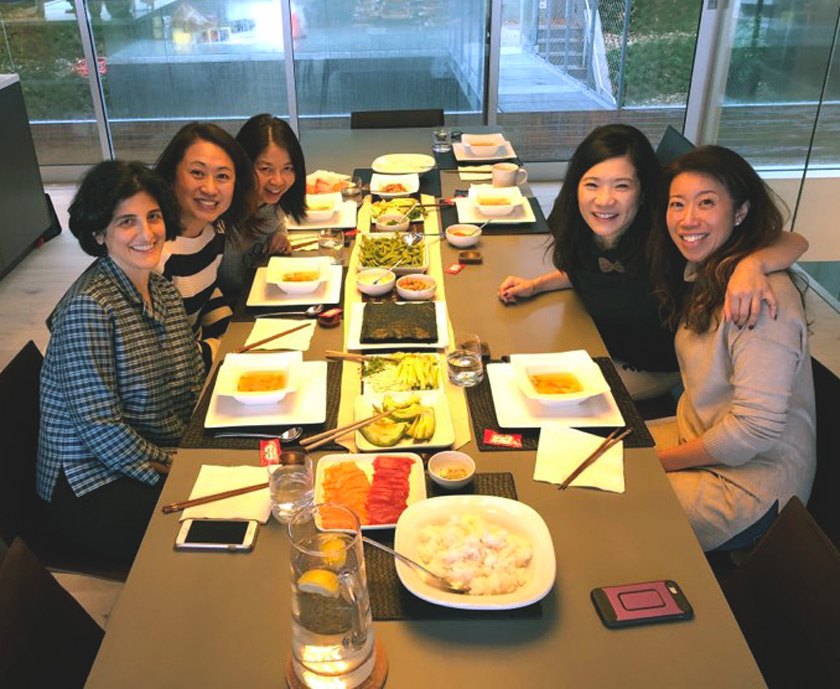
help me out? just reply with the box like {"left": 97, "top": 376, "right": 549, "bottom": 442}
{"left": 0, "top": 341, "right": 44, "bottom": 546}
{"left": 350, "top": 108, "right": 444, "bottom": 129}
{"left": 808, "top": 356, "right": 840, "bottom": 549}
{"left": 655, "top": 125, "right": 695, "bottom": 165}
{"left": 721, "top": 497, "right": 840, "bottom": 687}
{"left": 0, "top": 538, "right": 104, "bottom": 689}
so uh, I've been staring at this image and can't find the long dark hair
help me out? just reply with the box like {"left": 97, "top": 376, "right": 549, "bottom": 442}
{"left": 650, "top": 145, "right": 788, "bottom": 333}
{"left": 69, "top": 160, "right": 180, "bottom": 257}
{"left": 154, "top": 122, "right": 257, "bottom": 232}
{"left": 548, "top": 124, "right": 660, "bottom": 275}
{"left": 236, "top": 114, "right": 307, "bottom": 223}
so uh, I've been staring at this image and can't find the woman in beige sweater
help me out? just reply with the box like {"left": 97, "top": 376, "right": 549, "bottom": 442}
{"left": 648, "top": 146, "right": 816, "bottom": 551}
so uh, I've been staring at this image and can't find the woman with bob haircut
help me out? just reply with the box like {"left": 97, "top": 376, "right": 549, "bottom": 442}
{"left": 218, "top": 114, "right": 308, "bottom": 299}
{"left": 154, "top": 121, "right": 257, "bottom": 371}
{"left": 498, "top": 124, "right": 808, "bottom": 400}
{"left": 648, "top": 145, "right": 816, "bottom": 551}
{"left": 37, "top": 160, "right": 204, "bottom": 566}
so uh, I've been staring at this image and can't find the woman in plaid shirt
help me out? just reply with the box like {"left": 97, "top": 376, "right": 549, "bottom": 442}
{"left": 37, "top": 161, "right": 204, "bottom": 567}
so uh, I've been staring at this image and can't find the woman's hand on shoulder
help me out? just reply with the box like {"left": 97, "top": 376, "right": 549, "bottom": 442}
{"left": 498, "top": 276, "right": 537, "bottom": 304}
{"left": 266, "top": 230, "right": 292, "bottom": 255}
{"left": 724, "top": 256, "right": 778, "bottom": 328}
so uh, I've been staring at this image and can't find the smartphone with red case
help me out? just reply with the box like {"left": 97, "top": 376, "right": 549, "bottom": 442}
{"left": 591, "top": 579, "right": 693, "bottom": 628}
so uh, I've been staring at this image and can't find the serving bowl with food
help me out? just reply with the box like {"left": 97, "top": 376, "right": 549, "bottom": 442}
{"left": 369, "top": 173, "right": 419, "bottom": 199}
{"left": 265, "top": 257, "right": 329, "bottom": 295}
{"left": 511, "top": 350, "right": 611, "bottom": 407}
{"left": 445, "top": 223, "right": 481, "bottom": 248}
{"left": 374, "top": 213, "right": 410, "bottom": 233}
{"left": 356, "top": 268, "right": 396, "bottom": 296}
{"left": 356, "top": 233, "right": 428, "bottom": 275}
{"left": 214, "top": 352, "right": 299, "bottom": 406}
{"left": 468, "top": 184, "right": 522, "bottom": 217}
{"left": 428, "top": 451, "right": 476, "bottom": 489}
{"left": 396, "top": 273, "right": 436, "bottom": 300}
{"left": 305, "top": 192, "right": 339, "bottom": 222}
{"left": 461, "top": 133, "right": 506, "bottom": 158}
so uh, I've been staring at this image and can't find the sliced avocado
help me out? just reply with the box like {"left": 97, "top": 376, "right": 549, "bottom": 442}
{"left": 360, "top": 419, "right": 408, "bottom": 447}
{"left": 389, "top": 404, "right": 424, "bottom": 421}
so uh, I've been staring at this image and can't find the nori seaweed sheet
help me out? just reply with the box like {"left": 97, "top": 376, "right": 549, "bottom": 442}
{"left": 360, "top": 302, "right": 438, "bottom": 344}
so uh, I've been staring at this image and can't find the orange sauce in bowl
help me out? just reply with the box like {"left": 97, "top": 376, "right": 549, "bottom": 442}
{"left": 282, "top": 270, "right": 319, "bottom": 282}
{"left": 238, "top": 371, "right": 287, "bottom": 392}
{"left": 478, "top": 196, "right": 511, "bottom": 206}
{"left": 529, "top": 372, "right": 583, "bottom": 395}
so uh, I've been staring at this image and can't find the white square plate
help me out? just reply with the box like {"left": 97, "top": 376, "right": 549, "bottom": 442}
{"left": 454, "top": 197, "right": 536, "bottom": 224}
{"left": 346, "top": 301, "right": 449, "bottom": 350}
{"left": 453, "top": 140, "right": 517, "bottom": 162}
{"left": 286, "top": 199, "right": 358, "bottom": 230}
{"left": 394, "top": 495, "right": 556, "bottom": 610}
{"left": 246, "top": 264, "right": 343, "bottom": 307}
{"left": 204, "top": 360, "right": 328, "bottom": 428}
{"left": 369, "top": 173, "right": 420, "bottom": 198}
{"left": 510, "top": 350, "right": 612, "bottom": 407}
{"left": 486, "top": 363, "right": 624, "bottom": 428}
{"left": 354, "top": 390, "right": 455, "bottom": 452}
{"left": 314, "top": 453, "right": 427, "bottom": 530}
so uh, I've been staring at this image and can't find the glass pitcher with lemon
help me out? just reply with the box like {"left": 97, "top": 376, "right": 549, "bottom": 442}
{"left": 288, "top": 503, "right": 375, "bottom": 688}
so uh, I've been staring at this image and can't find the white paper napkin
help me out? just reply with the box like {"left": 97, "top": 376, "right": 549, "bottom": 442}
{"left": 533, "top": 424, "right": 625, "bottom": 493}
{"left": 181, "top": 465, "right": 271, "bottom": 523}
{"left": 244, "top": 319, "right": 315, "bottom": 351}
{"left": 458, "top": 165, "right": 493, "bottom": 181}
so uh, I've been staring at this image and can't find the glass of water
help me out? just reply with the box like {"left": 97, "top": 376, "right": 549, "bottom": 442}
{"left": 447, "top": 333, "right": 484, "bottom": 387}
{"left": 341, "top": 175, "right": 364, "bottom": 207}
{"left": 318, "top": 228, "right": 344, "bottom": 264}
{"left": 268, "top": 449, "right": 314, "bottom": 523}
{"left": 432, "top": 126, "right": 451, "bottom": 153}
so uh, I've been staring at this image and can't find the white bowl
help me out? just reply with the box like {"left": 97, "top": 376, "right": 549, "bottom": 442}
{"left": 271, "top": 261, "right": 325, "bottom": 295}
{"left": 510, "top": 350, "right": 611, "bottom": 407}
{"left": 375, "top": 213, "right": 410, "bottom": 232}
{"left": 216, "top": 353, "right": 298, "bottom": 406}
{"left": 469, "top": 184, "right": 521, "bottom": 218}
{"left": 396, "top": 273, "right": 436, "bottom": 301}
{"left": 463, "top": 141, "right": 504, "bottom": 158}
{"left": 356, "top": 268, "right": 396, "bottom": 296}
{"left": 369, "top": 173, "right": 419, "bottom": 199}
{"left": 428, "top": 451, "right": 476, "bottom": 489}
{"left": 445, "top": 224, "right": 481, "bottom": 248}
{"left": 305, "top": 193, "right": 338, "bottom": 222}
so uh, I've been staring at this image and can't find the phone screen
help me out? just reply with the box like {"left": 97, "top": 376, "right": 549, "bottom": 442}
{"left": 184, "top": 520, "right": 250, "bottom": 545}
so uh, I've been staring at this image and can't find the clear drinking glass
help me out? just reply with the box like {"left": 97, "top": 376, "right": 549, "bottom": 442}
{"left": 341, "top": 176, "right": 364, "bottom": 207}
{"left": 447, "top": 333, "right": 484, "bottom": 387}
{"left": 432, "top": 126, "right": 452, "bottom": 153}
{"left": 268, "top": 449, "right": 314, "bottom": 523}
{"left": 288, "top": 504, "right": 375, "bottom": 689}
{"left": 318, "top": 228, "right": 345, "bottom": 264}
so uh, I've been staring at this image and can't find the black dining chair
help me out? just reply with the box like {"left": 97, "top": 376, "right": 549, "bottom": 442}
{"left": 0, "top": 341, "right": 128, "bottom": 580}
{"left": 350, "top": 108, "right": 444, "bottom": 129}
{"left": 655, "top": 125, "right": 695, "bottom": 165}
{"left": 721, "top": 497, "right": 840, "bottom": 688}
{"left": 0, "top": 538, "right": 105, "bottom": 689}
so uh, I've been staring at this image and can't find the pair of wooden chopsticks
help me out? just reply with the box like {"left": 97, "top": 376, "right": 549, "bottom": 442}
{"left": 161, "top": 481, "right": 268, "bottom": 514}
{"left": 300, "top": 410, "right": 391, "bottom": 451}
{"left": 558, "top": 428, "right": 632, "bottom": 490}
{"left": 234, "top": 322, "right": 313, "bottom": 354}
{"left": 324, "top": 350, "right": 398, "bottom": 363}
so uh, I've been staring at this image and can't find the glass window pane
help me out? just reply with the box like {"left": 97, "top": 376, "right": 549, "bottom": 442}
{"left": 0, "top": 1, "right": 100, "bottom": 165}
{"left": 92, "top": 0, "right": 289, "bottom": 159}
{"left": 295, "top": 0, "right": 487, "bottom": 131}
{"left": 498, "top": 0, "right": 702, "bottom": 161}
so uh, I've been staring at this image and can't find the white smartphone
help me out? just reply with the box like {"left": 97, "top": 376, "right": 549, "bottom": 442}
{"left": 174, "top": 519, "right": 259, "bottom": 552}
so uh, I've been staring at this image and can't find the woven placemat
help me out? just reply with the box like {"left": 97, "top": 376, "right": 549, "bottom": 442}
{"left": 179, "top": 361, "right": 343, "bottom": 451}
{"left": 465, "top": 357, "right": 654, "bottom": 451}
{"left": 354, "top": 168, "right": 442, "bottom": 198}
{"left": 364, "top": 472, "right": 541, "bottom": 621}
{"left": 439, "top": 197, "right": 549, "bottom": 235}
{"left": 433, "top": 149, "right": 523, "bottom": 171}
{"left": 232, "top": 266, "right": 348, "bottom": 322}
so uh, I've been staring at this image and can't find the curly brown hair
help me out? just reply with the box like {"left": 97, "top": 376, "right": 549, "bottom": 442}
{"left": 649, "top": 145, "right": 788, "bottom": 333}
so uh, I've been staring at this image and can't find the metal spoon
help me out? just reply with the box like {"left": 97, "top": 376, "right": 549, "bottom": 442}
{"left": 256, "top": 304, "right": 324, "bottom": 318}
{"left": 213, "top": 426, "right": 304, "bottom": 441}
{"left": 373, "top": 258, "right": 405, "bottom": 283}
{"left": 361, "top": 536, "right": 469, "bottom": 594}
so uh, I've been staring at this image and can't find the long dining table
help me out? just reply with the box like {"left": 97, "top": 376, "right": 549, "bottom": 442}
{"left": 84, "top": 129, "right": 766, "bottom": 689}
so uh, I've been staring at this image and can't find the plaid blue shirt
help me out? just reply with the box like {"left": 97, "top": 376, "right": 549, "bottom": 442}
{"left": 37, "top": 256, "right": 204, "bottom": 500}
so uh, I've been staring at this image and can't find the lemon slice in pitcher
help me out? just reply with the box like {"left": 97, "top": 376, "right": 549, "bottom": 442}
{"left": 297, "top": 569, "right": 340, "bottom": 597}
{"left": 319, "top": 537, "right": 347, "bottom": 568}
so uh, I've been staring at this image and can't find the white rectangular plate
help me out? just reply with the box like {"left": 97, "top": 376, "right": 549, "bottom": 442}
{"left": 454, "top": 197, "right": 536, "bottom": 224}
{"left": 246, "top": 265, "right": 342, "bottom": 307}
{"left": 394, "top": 495, "right": 556, "bottom": 610}
{"left": 204, "top": 361, "right": 328, "bottom": 428}
{"left": 486, "top": 363, "right": 624, "bottom": 428}
{"left": 354, "top": 391, "right": 455, "bottom": 452}
{"left": 453, "top": 140, "right": 517, "bottom": 162}
{"left": 347, "top": 301, "right": 449, "bottom": 351}
{"left": 286, "top": 199, "right": 357, "bottom": 230}
{"left": 314, "top": 453, "right": 427, "bottom": 530}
